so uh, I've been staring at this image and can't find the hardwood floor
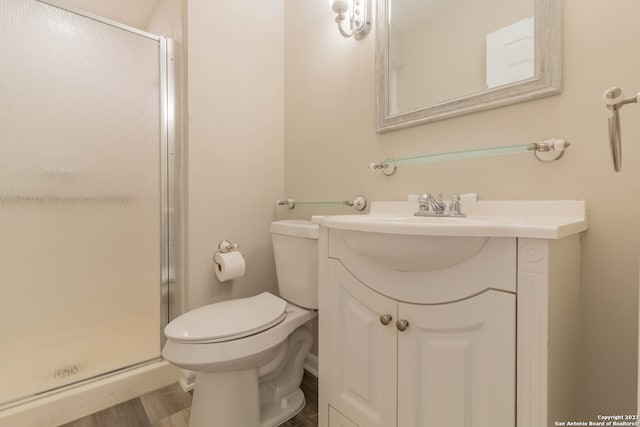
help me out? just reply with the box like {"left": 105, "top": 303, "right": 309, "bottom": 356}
{"left": 60, "top": 371, "right": 318, "bottom": 427}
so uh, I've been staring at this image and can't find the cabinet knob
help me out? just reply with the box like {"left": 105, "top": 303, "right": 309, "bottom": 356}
{"left": 379, "top": 314, "right": 393, "bottom": 325}
{"left": 396, "top": 319, "right": 409, "bottom": 331}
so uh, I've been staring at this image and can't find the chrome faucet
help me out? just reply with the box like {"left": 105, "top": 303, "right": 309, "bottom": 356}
{"left": 418, "top": 193, "right": 446, "bottom": 212}
{"left": 415, "top": 193, "right": 467, "bottom": 217}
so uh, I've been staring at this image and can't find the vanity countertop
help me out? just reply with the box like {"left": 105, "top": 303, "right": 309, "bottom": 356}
{"left": 312, "top": 200, "right": 588, "bottom": 239}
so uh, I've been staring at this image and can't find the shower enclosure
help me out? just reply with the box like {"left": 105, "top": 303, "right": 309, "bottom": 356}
{"left": 0, "top": 0, "right": 175, "bottom": 408}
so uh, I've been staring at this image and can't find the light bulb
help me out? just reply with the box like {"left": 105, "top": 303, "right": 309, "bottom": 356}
{"left": 331, "top": 0, "right": 349, "bottom": 14}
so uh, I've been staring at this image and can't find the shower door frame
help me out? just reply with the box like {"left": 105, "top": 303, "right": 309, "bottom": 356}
{"left": 36, "top": 0, "right": 177, "bottom": 348}
{"left": 1, "top": 0, "right": 177, "bottom": 406}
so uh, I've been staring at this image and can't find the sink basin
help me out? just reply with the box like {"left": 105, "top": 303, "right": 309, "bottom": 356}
{"left": 336, "top": 228, "right": 488, "bottom": 271}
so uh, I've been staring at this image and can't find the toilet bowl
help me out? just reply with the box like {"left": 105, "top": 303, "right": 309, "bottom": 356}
{"left": 162, "top": 220, "right": 319, "bottom": 427}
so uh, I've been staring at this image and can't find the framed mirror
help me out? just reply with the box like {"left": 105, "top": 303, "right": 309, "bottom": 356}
{"left": 376, "top": 0, "right": 561, "bottom": 133}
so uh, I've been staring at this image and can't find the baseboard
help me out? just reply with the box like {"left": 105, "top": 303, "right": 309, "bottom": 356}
{"left": 304, "top": 353, "right": 318, "bottom": 378}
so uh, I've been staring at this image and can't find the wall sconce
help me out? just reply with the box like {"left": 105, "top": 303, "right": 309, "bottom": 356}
{"left": 330, "top": 0, "right": 372, "bottom": 40}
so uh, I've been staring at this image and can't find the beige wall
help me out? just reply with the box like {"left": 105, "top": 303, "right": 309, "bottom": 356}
{"left": 284, "top": 0, "right": 640, "bottom": 417}
{"left": 186, "top": 0, "right": 284, "bottom": 310}
{"left": 146, "top": 0, "right": 183, "bottom": 41}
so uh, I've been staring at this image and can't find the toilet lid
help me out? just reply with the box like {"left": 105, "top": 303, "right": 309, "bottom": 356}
{"left": 164, "top": 292, "right": 287, "bottom": 343}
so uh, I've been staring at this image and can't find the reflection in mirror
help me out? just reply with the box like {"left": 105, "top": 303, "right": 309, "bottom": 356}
{"left": 390, "top": 0, "right": 534, "bottom": 113}
{"left": 376, "top": 0, "right": 561, "bottom": 133}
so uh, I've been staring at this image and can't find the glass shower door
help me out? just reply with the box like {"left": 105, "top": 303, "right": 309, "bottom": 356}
{"left": 0, "top": 0, "right": 168, "bottom": 405}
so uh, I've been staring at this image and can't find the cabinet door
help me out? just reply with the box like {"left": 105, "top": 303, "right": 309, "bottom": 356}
{"left": 328, "top": 260, "right": 397, "bottom": 427}
{"left": 329, "top": 406, "right": 359, "bottom": 427}
{"left": 397, "top": 290, "right": 515, "bottom": 427}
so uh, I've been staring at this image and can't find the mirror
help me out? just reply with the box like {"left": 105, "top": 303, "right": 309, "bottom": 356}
{"left": 376, "top": 0, "right": 561, "bottom": 133}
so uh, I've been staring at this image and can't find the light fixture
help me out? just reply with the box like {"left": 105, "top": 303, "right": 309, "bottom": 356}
{"left": 330, "top": 0, "right": 372, "bottom": 40}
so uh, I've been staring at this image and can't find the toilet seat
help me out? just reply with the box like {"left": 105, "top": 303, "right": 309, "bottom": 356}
{"left": 162, "top": 302, "right": 316, "bottom": 372}
{"left": 164, "top": 292, "right": 287, "bottom": 344}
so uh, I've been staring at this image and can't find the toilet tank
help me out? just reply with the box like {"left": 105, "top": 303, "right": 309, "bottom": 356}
{"left": 269, "top": 220, "right": 319, "bottom": 309}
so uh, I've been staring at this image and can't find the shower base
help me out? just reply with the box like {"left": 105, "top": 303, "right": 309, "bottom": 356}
{"left": 0, "top": 359, "right": 176, "bottom": 427}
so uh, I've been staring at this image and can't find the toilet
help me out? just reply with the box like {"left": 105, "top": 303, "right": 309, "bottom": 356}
{"left": 162, "top": 220, "right": 319, "bottom": 427}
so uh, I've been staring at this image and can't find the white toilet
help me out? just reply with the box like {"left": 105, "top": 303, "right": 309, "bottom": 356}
{"left": 162, "top": 220, "right": 319, "bottom": 427}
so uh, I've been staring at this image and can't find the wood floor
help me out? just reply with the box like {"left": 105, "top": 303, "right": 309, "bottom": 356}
{"left": 60, "top": 371, "right": 318, "bottom": 427}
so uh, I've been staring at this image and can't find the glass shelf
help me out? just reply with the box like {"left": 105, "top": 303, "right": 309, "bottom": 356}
{"left": 370, "top": 139, "right": 570, "bottom": 176}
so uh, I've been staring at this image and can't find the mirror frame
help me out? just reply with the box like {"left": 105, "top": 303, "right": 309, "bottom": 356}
{"left": 376, "top": 0, "right": 561, "bottom": 133}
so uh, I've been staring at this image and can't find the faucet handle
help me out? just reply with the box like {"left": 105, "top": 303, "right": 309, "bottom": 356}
{"left": 449, "top": 195, "right": 461, "bottom": 213}
{"left": 445, "top": 194, "right": 470, "bottom": 217}
{"left": 418, "top": 193, "right": 430, "bottom": 211}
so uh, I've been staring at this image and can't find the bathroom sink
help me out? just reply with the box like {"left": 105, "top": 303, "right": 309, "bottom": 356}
{"left": 333, "top": 228, "right": 489, "bottom": 271}
{"left": 312, "top": 199, "right": 587, "bottom": 271}
{"left": 313, "top": 199, "right": 588, "bottom": 239}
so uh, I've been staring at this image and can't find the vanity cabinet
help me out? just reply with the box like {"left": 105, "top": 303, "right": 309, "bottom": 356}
{"left": 318, "top": 224, "right": 582, "bottom": 427}
{"left": 328, "top": 260, "right": 515, "bottom": 427}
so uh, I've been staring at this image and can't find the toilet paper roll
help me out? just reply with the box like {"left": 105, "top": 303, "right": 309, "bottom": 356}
{"left": 214, "top": 251, "right": 246, "bottom": 282}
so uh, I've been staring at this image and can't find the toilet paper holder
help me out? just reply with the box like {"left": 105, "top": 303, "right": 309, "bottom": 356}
{"left": 214, "top": 240, "right": 246, "bottom": 282}
{"left": 217, "top": 240, "right": 239, "bottom": 254}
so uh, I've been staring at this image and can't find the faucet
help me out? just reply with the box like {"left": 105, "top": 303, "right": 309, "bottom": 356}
{"left": 418, "top": 193, "right": 446, "bottom": 212}
{"left": 415, "top": 193, "right": 468, "bottom": 217}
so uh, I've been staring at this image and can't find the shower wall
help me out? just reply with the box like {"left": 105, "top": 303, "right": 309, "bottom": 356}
{"left": 0, "top": 0, "right": 166, "bottom": 405}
